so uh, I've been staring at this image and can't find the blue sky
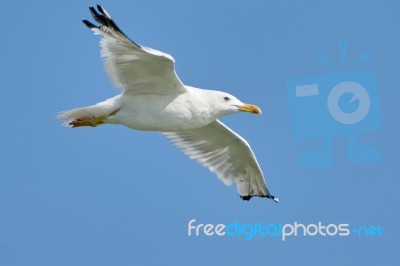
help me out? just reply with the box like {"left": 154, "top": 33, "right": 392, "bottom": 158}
{"left": 1, "top": 0, "right": 399, "bottom": 265}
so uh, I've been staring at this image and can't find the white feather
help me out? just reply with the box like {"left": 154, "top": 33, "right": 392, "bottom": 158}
{"left": 163, "top": 120, "right": 275, "bottom": 199}
{"left": 90, "top": 17, "right": 185, "bottom": 95}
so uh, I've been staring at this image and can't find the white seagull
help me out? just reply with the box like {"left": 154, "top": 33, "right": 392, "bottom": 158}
{"left": 58, "top": 5, "right": 278, "bottom": 202}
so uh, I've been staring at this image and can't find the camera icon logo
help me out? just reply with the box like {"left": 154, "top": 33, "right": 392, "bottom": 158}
{"left": 287, "top": 41, "right": 382, "bottom": 168}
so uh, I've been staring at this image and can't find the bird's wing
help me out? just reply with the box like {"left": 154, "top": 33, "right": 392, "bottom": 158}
{"left": 163, "top": 120, "right": 278, "bottom": 202}
{"left": 83, "top": 5, "right": 186, "bottom": 95}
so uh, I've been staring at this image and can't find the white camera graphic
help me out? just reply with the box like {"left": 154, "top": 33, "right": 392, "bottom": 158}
{"left": 287, "top": 69, "right": 381, "bottom": 168}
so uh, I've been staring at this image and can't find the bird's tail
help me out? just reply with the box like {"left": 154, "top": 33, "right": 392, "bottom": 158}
{"left": 57, "top": 106, "right": 98, "bottom": 126}
{"left": 57, "top": 96, "right": 120, "bottom": 127}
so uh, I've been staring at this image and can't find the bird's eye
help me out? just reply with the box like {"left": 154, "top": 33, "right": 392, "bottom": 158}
{"left": 224, "top": 96, "right": 230, "bottom": 102}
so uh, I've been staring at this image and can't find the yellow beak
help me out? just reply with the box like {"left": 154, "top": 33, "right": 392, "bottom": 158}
{"left": 238, "top": 104, "right": 262, "bottom": 114}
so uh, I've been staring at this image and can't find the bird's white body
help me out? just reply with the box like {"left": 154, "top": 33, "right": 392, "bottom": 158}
{"left": 106, "top": 88, "right": 226, "bottom": 131}
{"left": 59, "top": 5, "right": 278, "bottom": 202}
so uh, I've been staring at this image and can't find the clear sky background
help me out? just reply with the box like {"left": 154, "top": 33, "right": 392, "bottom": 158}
{"left": 1, "top": 0, "right": 399, "bottom": 265}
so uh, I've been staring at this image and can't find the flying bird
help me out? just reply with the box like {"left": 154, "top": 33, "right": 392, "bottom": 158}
{"left": 58, "top": 5, "right": 278, "bottom": 202}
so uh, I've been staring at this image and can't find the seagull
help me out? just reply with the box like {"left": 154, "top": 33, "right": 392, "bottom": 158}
{"left": 58, "top": 5, "right": 278, "bottom": 202}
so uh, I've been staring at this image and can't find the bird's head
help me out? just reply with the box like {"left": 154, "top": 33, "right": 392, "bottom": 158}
{"left": 208, "top": 91, "right": 262, "bottom": 117}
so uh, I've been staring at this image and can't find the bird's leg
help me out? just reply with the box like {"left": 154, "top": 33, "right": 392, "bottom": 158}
{"left": 69, "top": 116, "right": 106, "bottom": 127}
{"left": 69, "top": 109, "right": 120, "bottom": 128}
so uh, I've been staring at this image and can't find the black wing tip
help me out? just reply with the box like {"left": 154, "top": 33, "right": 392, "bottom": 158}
{"left": 240, "top": 194, "right": 279, "bottom": 203}
{"left": 84, "top": 5, "right": 127, "bottom": 36}
{"left": 82, "top": 5, "right": 141, "bottom": 48}
{"left": 270, "top": 195, "right": 280, "bottom": 203}
{"left": 88, "top": 6, "right": 97, "bottom": 18}
{"left": 82, "top": 19, "right": 96, "bottom": 29}
{"left": 96, "top": 5, "right": 107, "bottom": 17}
{"left": 88, "top": 5, "right": 108, "bottom": 26}
{"left": 240, "top": 195, "right": 252, "bottom": 201}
